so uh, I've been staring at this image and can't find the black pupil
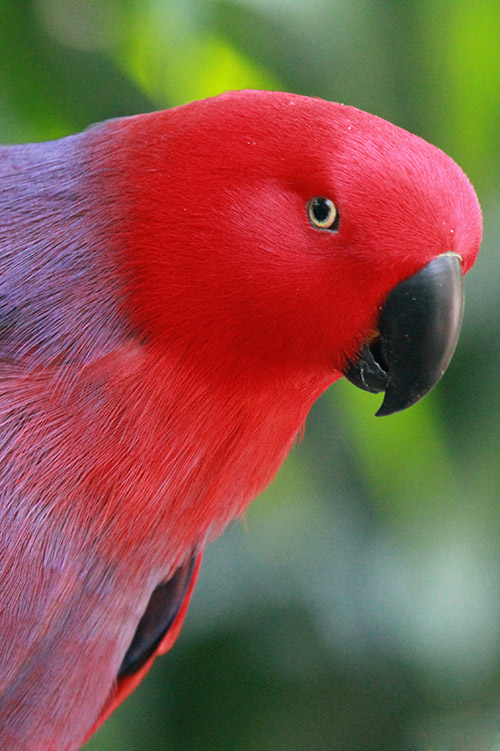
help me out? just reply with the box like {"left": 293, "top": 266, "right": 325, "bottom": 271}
{"left": 312, "top": 198, "right": 330, "bottom": 222}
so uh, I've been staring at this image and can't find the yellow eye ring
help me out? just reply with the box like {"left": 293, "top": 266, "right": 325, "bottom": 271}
{"left": 308, "top": 197, "right": 339, "bottom": 231}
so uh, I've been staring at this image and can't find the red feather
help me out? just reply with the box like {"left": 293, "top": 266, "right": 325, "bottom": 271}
{"left": 0, "top": 91, "right": 481, "bottom": 749}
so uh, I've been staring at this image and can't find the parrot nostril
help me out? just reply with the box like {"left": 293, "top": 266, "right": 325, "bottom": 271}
{"left": 442, "top": 250, "right": 464, "bottom": 267}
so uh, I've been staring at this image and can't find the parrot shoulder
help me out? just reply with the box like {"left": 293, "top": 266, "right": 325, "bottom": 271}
{"left": 0, "top": 136, "right": 129, "bottom": 368}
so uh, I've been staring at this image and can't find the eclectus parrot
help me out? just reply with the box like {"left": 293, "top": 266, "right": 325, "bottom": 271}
{"left": 0, "top": 90, "right": 481, "bottom": 750}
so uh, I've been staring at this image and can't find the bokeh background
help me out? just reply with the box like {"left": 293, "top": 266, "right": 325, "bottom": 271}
{"left": 1, "top": 1, "right": 499, "bottom": 749}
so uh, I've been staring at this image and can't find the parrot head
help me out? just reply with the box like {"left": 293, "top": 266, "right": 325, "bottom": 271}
{"left": 106, "top": 90, "right": 482, "bottom": 414}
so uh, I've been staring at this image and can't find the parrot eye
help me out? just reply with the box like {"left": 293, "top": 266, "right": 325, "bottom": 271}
{"left": 307, "top": 197, "right": 339, "bottom": 231}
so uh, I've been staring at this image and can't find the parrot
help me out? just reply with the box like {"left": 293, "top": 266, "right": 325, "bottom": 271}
{"left": 0, "top": 89, "right": 481, "bottom": 751}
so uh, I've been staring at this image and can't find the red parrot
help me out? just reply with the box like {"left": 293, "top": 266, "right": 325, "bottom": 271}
{"left": 0, "top": 90, "right": 481, "bottom": 750}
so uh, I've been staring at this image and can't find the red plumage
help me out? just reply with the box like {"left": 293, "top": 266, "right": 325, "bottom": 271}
{"left": 0, "top": 91, "right": 481, "bottom": 750}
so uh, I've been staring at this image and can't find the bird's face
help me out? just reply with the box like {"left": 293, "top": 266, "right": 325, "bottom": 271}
{"left": 260, "top": 97, "right": 483, "bottom": 411}
{"left": 112, "top": 91, "right": 481, "bottom": 409}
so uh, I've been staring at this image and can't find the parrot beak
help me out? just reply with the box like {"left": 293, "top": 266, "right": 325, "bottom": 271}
{"left": 343, "top": 253, "right": 464, "bottom": 417}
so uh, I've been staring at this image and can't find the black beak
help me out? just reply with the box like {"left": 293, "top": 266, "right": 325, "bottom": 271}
{"left": 343, "top": 253, "right": 464, "bottom": 416}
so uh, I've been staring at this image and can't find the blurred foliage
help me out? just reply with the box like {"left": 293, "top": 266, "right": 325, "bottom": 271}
{"left": 0, "top": 0, "right": 499, "bottom": 749}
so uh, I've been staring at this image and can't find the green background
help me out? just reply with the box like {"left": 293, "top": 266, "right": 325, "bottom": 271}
{"left": 1, "top": 1, "right": 499, "bottom": 749}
